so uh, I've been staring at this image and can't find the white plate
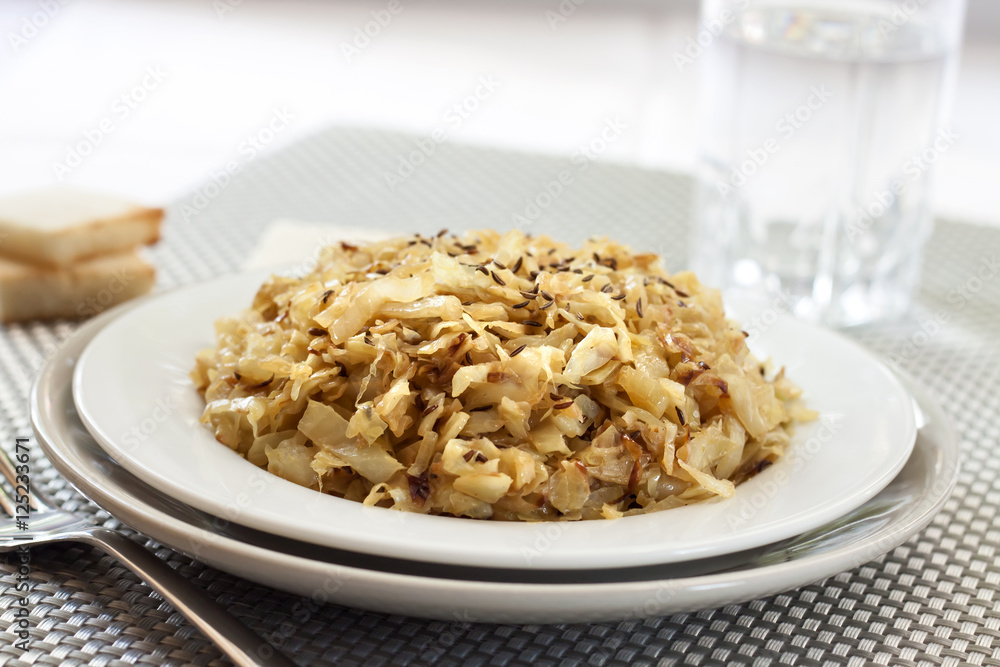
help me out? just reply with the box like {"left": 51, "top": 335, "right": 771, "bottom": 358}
{"left": 72, "top": 273, "right": 917, "bottom": 570}
{"left": 34, "top": 302, "right": 959, "bottom": 623}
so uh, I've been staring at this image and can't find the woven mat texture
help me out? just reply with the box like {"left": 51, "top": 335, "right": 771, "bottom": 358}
{"left": 1, "top": 127, "right": 998, "bottom": 666}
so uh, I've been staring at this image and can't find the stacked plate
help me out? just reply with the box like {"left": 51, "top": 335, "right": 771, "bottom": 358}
{"left": 31, "top": 273, "right": 960, "bottom": 624}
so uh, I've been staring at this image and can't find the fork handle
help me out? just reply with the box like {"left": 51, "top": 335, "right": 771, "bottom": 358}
{"left": 79, "top": 528, "right": 298, "bottom": 667}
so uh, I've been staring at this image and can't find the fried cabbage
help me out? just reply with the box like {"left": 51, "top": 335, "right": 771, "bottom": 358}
{"left": 191, "top": 229, "right": 813, "bottom": 521}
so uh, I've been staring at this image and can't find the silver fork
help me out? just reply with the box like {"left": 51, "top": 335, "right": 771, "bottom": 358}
{"left": 0, "top": 446, "right": 297, "bottom": 667}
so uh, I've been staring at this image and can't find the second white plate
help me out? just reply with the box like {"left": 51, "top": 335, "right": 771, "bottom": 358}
{"left": 73, "top": 272, "right": 917, "bottom": 571}
{"left": 34, "top": 302, "right": 958, "bottom": 623}
{"left": 35, "top": 301, "right": 959, "bottom": 623}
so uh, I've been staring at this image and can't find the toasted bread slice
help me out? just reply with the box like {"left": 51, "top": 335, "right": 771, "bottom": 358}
{"left": 0, "top": 251, "right": 155, "bottom": 323}
{"left": 0, "top": 187, "right": 162, "bottom": 266}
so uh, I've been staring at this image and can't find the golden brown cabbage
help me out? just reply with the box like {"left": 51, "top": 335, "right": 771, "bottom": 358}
{"left": 191, "top": 229, "right": 812, "bottom": 521}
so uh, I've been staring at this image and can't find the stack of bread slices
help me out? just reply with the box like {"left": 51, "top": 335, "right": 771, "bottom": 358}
{"left": 0, "top": 188, "right": 161, "bottom": 323}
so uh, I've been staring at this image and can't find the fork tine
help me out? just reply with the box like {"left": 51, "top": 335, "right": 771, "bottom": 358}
{"left": 0, "top": 446, "right": 41, "bottom": 511}
{"left": 0, "top": 479, "right": 17, "bottom": 518}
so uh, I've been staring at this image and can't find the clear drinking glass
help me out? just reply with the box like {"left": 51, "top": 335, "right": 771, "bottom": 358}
{"left": 691, "top": 0, "right": 967, "bottom": 327}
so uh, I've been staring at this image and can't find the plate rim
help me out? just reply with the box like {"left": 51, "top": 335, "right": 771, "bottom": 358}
{"left": 71, "top": 273, "right": 918, "bottom": 570}
{"left": 33, "top": 299, "right": 959, "bottom": 623}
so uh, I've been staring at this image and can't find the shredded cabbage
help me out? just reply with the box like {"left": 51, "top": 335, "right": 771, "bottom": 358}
{"left": 192, "top": 229, "right": 813, "bottom": 521}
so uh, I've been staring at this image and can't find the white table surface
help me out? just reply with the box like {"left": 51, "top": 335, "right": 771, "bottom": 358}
{"left": 1, "top": 0, "right": 997, "bottom": 225}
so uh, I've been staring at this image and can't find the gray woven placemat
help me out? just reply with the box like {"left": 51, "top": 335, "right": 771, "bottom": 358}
{"left": 2, "top": 127, "right": 998, "bottom": 666}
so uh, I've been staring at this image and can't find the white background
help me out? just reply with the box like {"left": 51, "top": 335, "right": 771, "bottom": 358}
{"left": 1, "top": 0, "right": 997, "bottom": 224}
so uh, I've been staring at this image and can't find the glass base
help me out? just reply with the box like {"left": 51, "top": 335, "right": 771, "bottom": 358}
{"left": 693, "top": 255, "right": 921, "bottom": 328}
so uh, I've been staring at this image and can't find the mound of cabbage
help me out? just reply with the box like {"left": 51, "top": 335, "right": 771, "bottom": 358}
{"left": 191, "top": 229, "right": 812, "bottom": 521}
